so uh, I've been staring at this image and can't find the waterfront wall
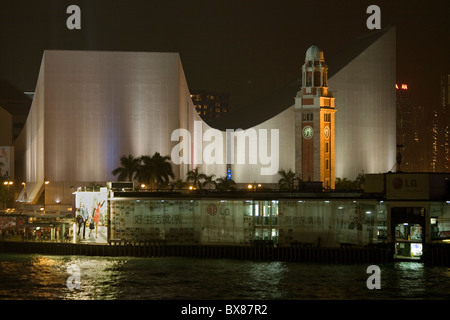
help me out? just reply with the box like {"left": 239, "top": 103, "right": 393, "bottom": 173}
{"left": 2, "top": 241, "right": 449, "bottom": 265}
{"left": 0, "top": 240, "right": 395, "bottom": 264}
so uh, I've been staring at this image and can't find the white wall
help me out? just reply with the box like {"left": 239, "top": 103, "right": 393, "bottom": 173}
{"left": 329, "top": 28, "right": 396, "bottom": 180}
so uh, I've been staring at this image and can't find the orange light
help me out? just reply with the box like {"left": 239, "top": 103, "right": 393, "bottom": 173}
{"left": 395, "top": 84, "right": 399, "bottom": 89}
{"left": 401, "top": 84, "right": 408, "bottom": 90}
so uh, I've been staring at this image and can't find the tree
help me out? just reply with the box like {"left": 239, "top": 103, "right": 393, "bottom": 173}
{"left": 0, "top": 177, "right": 8, "bottom": 209}
{"left": 170, "top": 179, "right": 188, "bottom": 190}
{"left": 111, "top": 154, "right": 140, "bottom": 181}
{"left": 278, "top": 169, "right": 296, "bottom": 190}
{"left": 215, "top": 176, "right": 236, "bottom": 191}
{"left": 136, "top": 152, "right": 175, "bottom": 189}
{"left": 335, "top": 173, "right": 365, "bottom": 191}
{"left": 354, "top": 173, "right": 365, "bottom": 190}
{"left": 202, "top": 174, "right": 216, "bottom": 189}
{"left": 186, "top": 167, "right": 207, "bottom": 190}
{"left": 335, "top": 177, "right": 354, "bottom": 190}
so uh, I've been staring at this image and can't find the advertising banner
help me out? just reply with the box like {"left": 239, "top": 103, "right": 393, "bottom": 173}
{"left": 74, "top": 188, "right": 108, "bottom": 243}
{"left": 386, "top": 174, "right": 430, "bottom": 200}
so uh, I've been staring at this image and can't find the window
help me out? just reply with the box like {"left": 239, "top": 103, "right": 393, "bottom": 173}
{"left": 324, "top": 113, "right": 331, "bottom": 122}
{"left": 306, "top": 72, "right": 312, "bottom": 87}
{"left": 303, "top": 113, "right": 313, "bottom": 121}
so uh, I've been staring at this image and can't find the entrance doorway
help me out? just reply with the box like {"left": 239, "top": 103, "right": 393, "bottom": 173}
{"left": 394, "top": 223, "right": 423, "bottom": 260}
{"left": 391, "top": 207, "right": 425, "bottom": 261}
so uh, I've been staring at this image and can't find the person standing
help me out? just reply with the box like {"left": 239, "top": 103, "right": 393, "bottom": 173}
{"left": 80, "top": 204, "right": 89, "bottom": 239}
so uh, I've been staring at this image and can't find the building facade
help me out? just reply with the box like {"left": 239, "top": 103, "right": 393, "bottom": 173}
{"left": 190, "top": 90, "right": 230, "bottom": 123}
{"left": 13, "top": 28, "right": 397, "bottom": 214}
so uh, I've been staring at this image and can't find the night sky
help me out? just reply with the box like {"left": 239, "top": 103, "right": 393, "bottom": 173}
{"left": 0, "top": 0, "right": 448, "bottom": 113}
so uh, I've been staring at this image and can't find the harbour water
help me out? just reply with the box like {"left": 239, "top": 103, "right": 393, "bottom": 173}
{"left": 0, "top": 253, "right": 449, "bottom": 301}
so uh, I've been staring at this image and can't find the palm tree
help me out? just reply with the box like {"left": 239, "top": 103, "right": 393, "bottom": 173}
{"left": 136, "top": 152, "right": 175, "bottom": 189}
{"left": 202, "top": 174, "right": 216, "bottom": 189}
{"left": 278, "top": 169, "right": 296, "bottom": 190}
{"left": 111, "top": 154, "right": 140, "bottom": 181}
{"left": 215, "top": 176, "right": 236, "bottom": 191}
{"left": 186, "top": 167, "right": 206, "bottom": 190}
{"left": 170, "top": 179, "right": 188, "bottom": 190}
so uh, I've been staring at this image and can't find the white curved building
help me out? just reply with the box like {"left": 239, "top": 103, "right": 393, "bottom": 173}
{"left": 14, "top": 28, "right": 396, "bottom": 209}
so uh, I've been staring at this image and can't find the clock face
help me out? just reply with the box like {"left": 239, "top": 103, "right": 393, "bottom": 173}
{"left": 324, "top": 126, "right": 330, "bottom": 139}
{"left": 302, "top": 126, "right": 314, "bottom": 139}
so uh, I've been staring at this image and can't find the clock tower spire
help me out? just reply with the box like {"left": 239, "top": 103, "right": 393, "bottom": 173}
{"left": 295, "top": 45, "right": 337, "bottom": 189}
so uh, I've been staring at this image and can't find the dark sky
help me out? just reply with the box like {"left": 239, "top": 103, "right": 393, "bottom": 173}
{"left": 0, "top": 0, "right": 448, "bottom": 111}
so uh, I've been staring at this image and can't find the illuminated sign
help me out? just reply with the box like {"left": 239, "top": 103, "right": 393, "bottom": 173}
{"left": 386, "top": 174, "right": 429, "bottom": 200}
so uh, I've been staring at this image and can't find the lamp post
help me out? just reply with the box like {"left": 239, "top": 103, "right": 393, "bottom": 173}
{"left": 247, "top": 183, "right": 262, "bottom": 191}
{"left": 3, "top": 179, "right": 13, "bottom": 208}
{"left": 22, "top": 182, "right": 28, "bottom": 203}
{"left": 43, "top": 178, "right": 49, "bottom": 213}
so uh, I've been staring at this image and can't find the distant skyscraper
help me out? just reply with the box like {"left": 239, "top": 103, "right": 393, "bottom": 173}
{"left": 433, "top": 74, "right": 450, "bottom": 172}
{"left": 190, "top": 90, "right": 230, "bottom": 123}
{"left": 395, "top": 83, "right": 430, "bottom": 172}
{"left": 396, "top": 83, "right": 412, "bottom": 171}
{"left": 0, "top": 80, "right": 32, "bottom": 144}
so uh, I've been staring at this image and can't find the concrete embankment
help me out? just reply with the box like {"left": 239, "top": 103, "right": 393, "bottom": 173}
{"left": 0, "top": 240, "right": 399, "bottom": 264}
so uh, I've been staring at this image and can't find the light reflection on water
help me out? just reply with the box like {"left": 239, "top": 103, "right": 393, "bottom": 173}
{"left": 0, "top": 253, "right": 449, "bottom": 300}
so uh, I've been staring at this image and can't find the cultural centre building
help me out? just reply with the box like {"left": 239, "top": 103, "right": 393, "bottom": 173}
{"left": 15, "top": 27, "right": 397, "bottom": 208}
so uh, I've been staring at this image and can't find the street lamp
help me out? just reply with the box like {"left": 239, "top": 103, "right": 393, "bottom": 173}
{"left": 43, "top": 178, "right": 49, "bottom": 213}
{"left": 247, "top": 183, "right": 262, "bottom": 191}
{"left": 3, "top": 179, "right": 13, "bottom": 208}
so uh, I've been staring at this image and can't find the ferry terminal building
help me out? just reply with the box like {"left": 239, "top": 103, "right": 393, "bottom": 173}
{"left": 2, "top": 172, "right": 449, "bottom": 262}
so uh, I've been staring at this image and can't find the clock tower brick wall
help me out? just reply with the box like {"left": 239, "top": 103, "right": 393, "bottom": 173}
{"left": 295, "top": 45, "right": 336, "bottom": 189}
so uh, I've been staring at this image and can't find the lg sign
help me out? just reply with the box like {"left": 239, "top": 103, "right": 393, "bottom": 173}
{"left": 392, "top": 177, "right": 417, "bottom": 189}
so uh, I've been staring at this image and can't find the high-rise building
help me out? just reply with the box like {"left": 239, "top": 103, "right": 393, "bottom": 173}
{"left": 0, "top": 80, "right": 32, "bottom": 145}
{"left": 433, "top": 75, "right": 450, "bottom": 172}
{"left": 395, "top": 83, "right": 422, "bottom": 172}
{"left": 190, "top": 90, "right": 230, "bottom": 123}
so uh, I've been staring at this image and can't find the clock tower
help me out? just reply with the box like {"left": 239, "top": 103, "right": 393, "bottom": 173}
{"left": 295, "top": 45, "right": 337, "bottom": 189}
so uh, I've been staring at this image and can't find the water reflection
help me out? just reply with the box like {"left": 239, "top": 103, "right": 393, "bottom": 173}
{"left": 1, "top": 254, "right": 450, "bottom": 300}
{"left": 62, "top": 257, "right": 128, "bottom": 300}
